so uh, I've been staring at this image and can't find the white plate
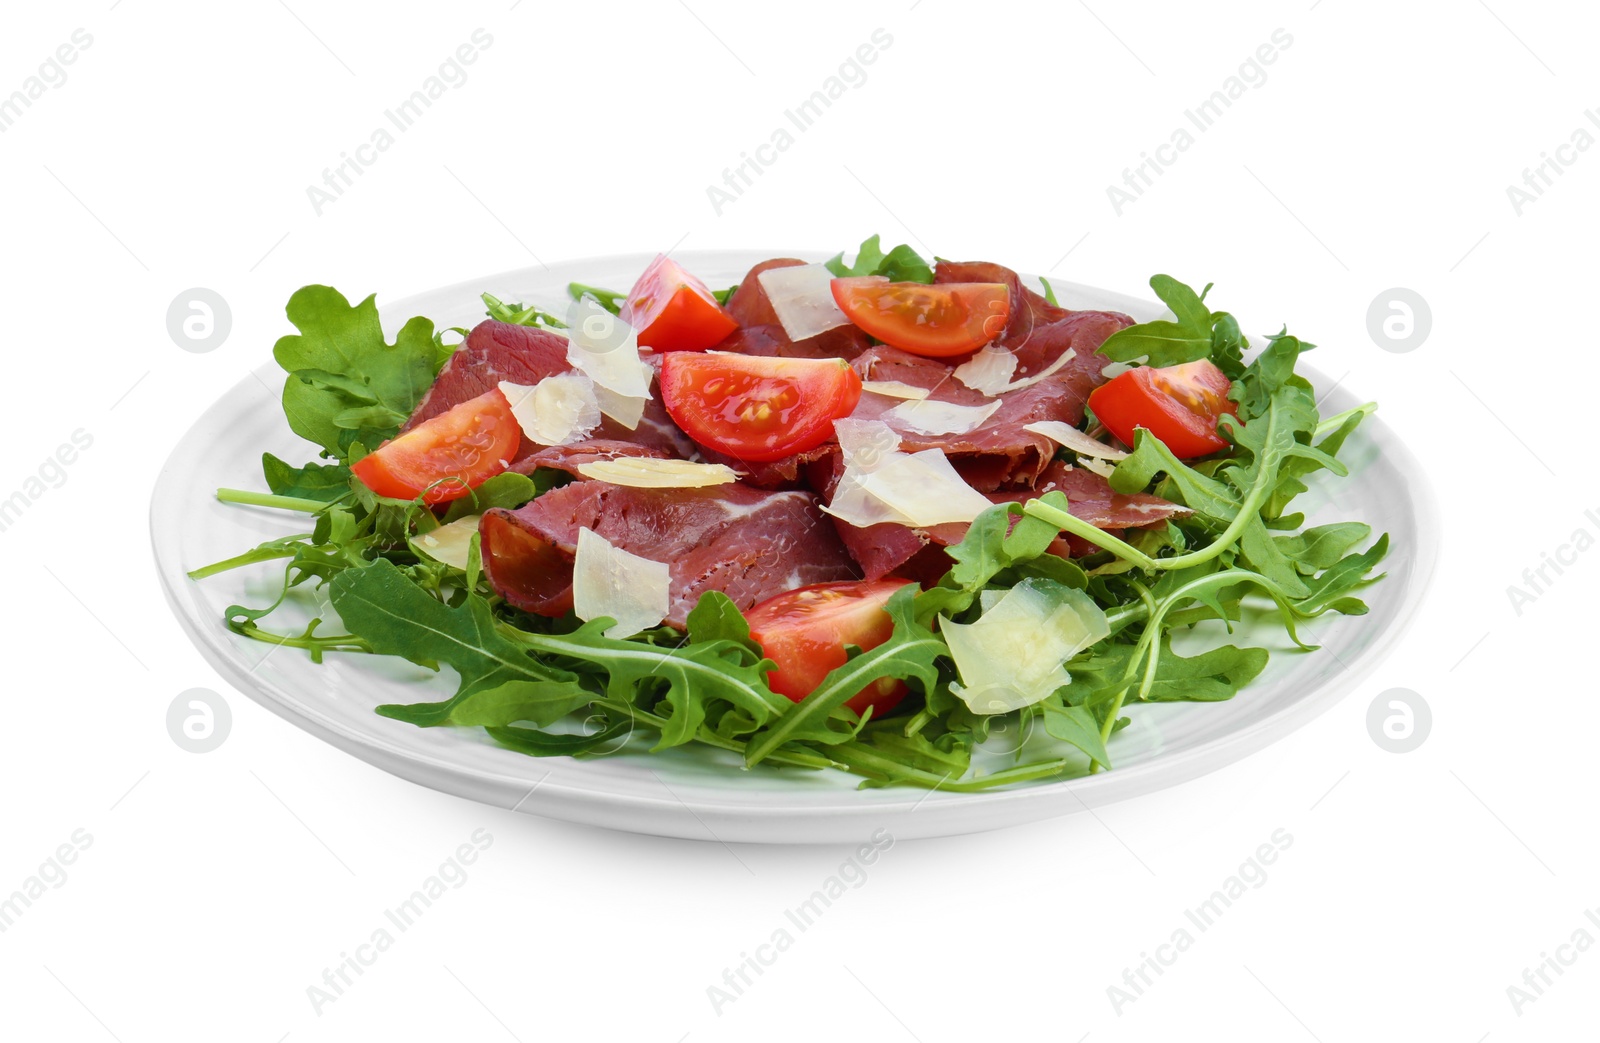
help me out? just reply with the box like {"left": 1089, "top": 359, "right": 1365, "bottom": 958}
{"left": 151, "top": 251, "right": 1439, "bottom": 844}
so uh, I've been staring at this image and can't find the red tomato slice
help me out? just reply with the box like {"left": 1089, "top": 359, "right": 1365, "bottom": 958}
{"left": 1087, "top": 359, "right": 1238, "bottom": 459}
{"left": 659, "top": 353, "right": 862, "bottom": 463}
{"left": 830, "top": 278, "right": 1010, "bottom": 358}
{"left": 619, "top": 254, "right": 739, "bottom": 352}
{"left": 746, "top": 580, "right": 913, "bottom": 718}
{"left": 351, "top": 389, "right": 520, "bottom": 504}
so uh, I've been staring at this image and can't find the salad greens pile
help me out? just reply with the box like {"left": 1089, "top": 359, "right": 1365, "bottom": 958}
{"left": 194, "top": 241, "right": 1386, "bottom": 791}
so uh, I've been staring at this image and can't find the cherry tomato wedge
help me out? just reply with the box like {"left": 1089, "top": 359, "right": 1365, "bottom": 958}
{"left": 830, "top": 278, "right": 1010, "bottom": 358}
{"left": 659, "top": 353, "right": 862, "bottom": 463}
{"left": 619, "top": 254, "right": 739, "bottom": 352}
{"left": 351, "top": 389, "right": 520, "bottom": 504}
{"left": 1087, "top": 359, "right": 1238, "bottom": 459}
{"left": 746, "top": 580, "right": 913, "bottom": 718}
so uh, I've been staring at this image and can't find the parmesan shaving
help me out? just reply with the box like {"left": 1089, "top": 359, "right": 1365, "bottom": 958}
{"left": 954, "top": 347, "right": 1077, "bottom": 396}
{"left": 1023, "top": 421, "right": 1129, "bottom": 461}
{"left": 940, "top": 579, "right": 1110, "bottom": 715}
{"left": 824, "top": 420, "right": 992, "bottom": 529}
{"left": 1076, "top": 456, "right": 1117, "bottom": 479}
{"left": 571, "top": 528, "right": 671, "bottom": 638}
{"left": 886, "top": 397, "right": 1003, "bottom": 436}
{"left": 414, "top": 515, "right": 481, "bottom": 571}
{"left": 577, "top": 457, "right": 739, "bottom": 488}
{"left": 499, "top": 375, "right": 601, "bottom": 447}
{"left": 860, "top": 380, "right": 932, "bottom": 400}
{"left": 756, "top": 263, "right": 853, "bottom": 341}
{"left": 565, "top": 306, "right": 652, "bottom": 427}
{"left": 952, "top": 347, "right": 1018, "bottom": 395}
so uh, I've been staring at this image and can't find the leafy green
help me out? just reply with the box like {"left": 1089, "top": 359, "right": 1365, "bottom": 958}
{"left": 273, "top": 285, "right": 439, "bottom": 459}
{"left": 566, "top": 282, "right": 626, "bottom": 315}
{"left": 482, "top": 292, "right": 567, "bottom": 330}
{"left": 825, "top": 234, "right": 935, "bottom": 284}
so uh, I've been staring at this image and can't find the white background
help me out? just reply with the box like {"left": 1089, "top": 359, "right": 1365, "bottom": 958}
{"left": 0, "top": 0, "right": 1591, "bottom": 1039}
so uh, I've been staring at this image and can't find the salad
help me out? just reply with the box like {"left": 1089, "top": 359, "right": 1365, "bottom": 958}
{"left": 193, "top": 236, "right": 1386, "bottom": 792}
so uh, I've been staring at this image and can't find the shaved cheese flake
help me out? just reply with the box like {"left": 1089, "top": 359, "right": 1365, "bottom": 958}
{"left": 577, "top": 457, "right": 739, "bottom": 488}
{"left": 572, "top": 528, "right": 671, "bottom": 638}
{"left": 824, "top": 421, "right": 992, "bottom": 528}
{"left": 953, "top": 347, "right": 1018, "bottom": 395}
{"left": 1023, "top": 420, "right": 1129, "bottom": 461}
{"left": 499, "top": 375, "right": 601, "bottom": 447}
{"left": 1076, "top": 456, "right": 1117, "bottom": 479}
{"left": 756, "top": 263, "right": 852, "bottom": 341}
{"left": 887, "top": 397, "right": 1003, "bottom": 437}
{"left": 592, "top": 381, "right": 648, "bottom": 430}
{"left": 861, "top": 380, "right": 931, "bottom": 400}
{"left": 414, "top": 515, "right": 482, "bottom": 571}
{"left": 940, "top": 579, "right": 1110, "bottom": 715}
{"left": 834, "top": 418, "right": 903, "bottom": 474}
{"left": 565, "top": 306, "right": 652, "bottom": 427}
{"left": 953, "top": 347, "right": 1078, "bottom": 396}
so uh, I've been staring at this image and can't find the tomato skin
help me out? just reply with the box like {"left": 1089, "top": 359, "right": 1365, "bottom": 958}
{"left": 830, "top": 278, "right": 1010, "bottom": 358}
{"left": 659, "top": 353, "right": 862, "bottom": 463}
{"left": 1088, "top": 359, "right": 1238, "bottom": 459}
{"left": 619, "top": 254, "right": 739, "bottom": 352}
{"left": 746, "top": 580, "right": 913, "bottom": 718}
{"left": 351, "top": 389, "right": 520, "bottom": 504}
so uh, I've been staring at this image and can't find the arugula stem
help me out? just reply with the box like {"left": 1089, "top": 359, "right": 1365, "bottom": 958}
{"left": 1314, "top": 402, "right": 1377, "bottom": 441}
{"left": 216, "top": 488, "right": 333, "bottom": 513}
{"left": 187, "top": 537, "right": 314, "bottom": 580}
{"left": 590, "top": 697, "right": 839, "bottom": 771}
{"left": 1024, "top": 398, "right": 1293, "bottom": 574}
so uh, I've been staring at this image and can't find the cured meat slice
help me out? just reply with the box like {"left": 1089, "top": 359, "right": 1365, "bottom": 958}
{"left": 848, "top": 345, "right": 1088, "bottom": 491}
{"left": 404, "top": 320, "right": 568, "bottom": 430}
{"left": 480, "top": 481, "right": 860, "bottom": 626}
{"left": 718, "top": 258, "right": 869, "bottom": 360}
{"left": 403, "top": 319, "right": 694, "bottom": 458}
{"left": 508, "top": 439, "right": 670, "bottom": 479}
{"left": 813, "top": 457, "right": 1187, "bottom": 581}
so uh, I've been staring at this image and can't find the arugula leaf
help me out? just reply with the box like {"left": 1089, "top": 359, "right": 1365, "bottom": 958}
{"left": 1096, "top": 275, "right": 1260, "bottom": 374}
{"left": 916, "top": 502, "right": 1069, "bottom": 623}
{"left": 482, "top": 292, "right": 567, "bottom": 329}
{"left": 825, "top": 234, "right": 935, "bottom": 283}
{"left": 262, "top": 453, "right": 350, "bottom": 503}
{"left": 566, "top": 282, "right": 626, "bottom": 315}
{"left": 333, "top": 560, "right": 587, "bottom": 727}
{"left": 1039, "top": 701, "right": 1113, "bottom": 767}
{"left": 1096, "top": 275, "right": 1214, "bottom": 366}
{"left": 274, "top": 286, "right": 438, "bottom": 459}
{"left": 486, "top": 720, "right": 632, "bottom": 757}
{"left": 511, "top": 618, "right": 787, "bottom": 751}
{"left": 438, "top": 471, "right": 543, "bottom": 524}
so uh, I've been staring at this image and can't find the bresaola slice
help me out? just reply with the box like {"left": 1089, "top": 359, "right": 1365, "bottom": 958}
{"left": 719, "top": 258, "right": 869, "bottom": 360}
{"left": 811, "top": 456, "right": 1187, "bottom": 580}
{"left": 508, "top": 439, "right": 670, "bottom": 479}
{"left": 405, "top": 319, "right": 695, "bottom": 460}
{"left": 480, "top": 481, "right": 859, "bottom": 626}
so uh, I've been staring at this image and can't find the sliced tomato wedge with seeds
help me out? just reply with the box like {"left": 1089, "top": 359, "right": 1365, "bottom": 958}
{"left": 659, "top": 352, "right": 862, "bottom": 463}
{"left": 746, "top": 580, "right": 914, "bottom": 718}
{"left": 830, "top": 278, "right": 1010, "bottom": 358}
{"left": 351, "top": 388, "right": 520, "bottom": 504}
{"left": 619, "top": 254, "right": 740, "bottom": 352}
{"left": 1087, "top": 359, "right": 1238, "bottom": 459}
